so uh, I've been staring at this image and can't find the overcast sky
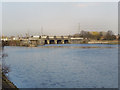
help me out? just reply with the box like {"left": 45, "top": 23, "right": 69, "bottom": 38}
{"left": 2, "top": 2, "right": 118, "bottom": 36}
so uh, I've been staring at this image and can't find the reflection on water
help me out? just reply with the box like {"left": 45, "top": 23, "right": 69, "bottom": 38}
{"left": 4, "top": 44, "right": 118, "bottom": 88}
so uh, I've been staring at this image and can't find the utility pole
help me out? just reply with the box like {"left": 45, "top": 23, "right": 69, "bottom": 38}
{"left": 78, "top": 23, "right": 80, "bottom": 34}
{"left": 41, "top": 26, "right": 43, "bottom": 36}
{"left": 27, "top": 29, "right": 30, "bottom": 38}
{"left": 78, "top": 23, "right": 81, "bottom": 37}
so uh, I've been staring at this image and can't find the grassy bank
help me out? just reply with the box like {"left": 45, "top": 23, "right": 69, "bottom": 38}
{"left": 88, "top": 40, "right": 119, "bottom": 44}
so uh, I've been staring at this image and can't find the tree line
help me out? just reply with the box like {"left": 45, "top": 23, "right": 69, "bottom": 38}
{"left": 73, "top": 30, "right": 119, "bottom": 40}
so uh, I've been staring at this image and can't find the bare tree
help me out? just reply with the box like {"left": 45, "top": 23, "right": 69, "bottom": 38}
{"left": 0, "top": 50, "right": 10, "bottom": 75}
{"left": 104, "top": 30, "right": 116, "bottom": 40}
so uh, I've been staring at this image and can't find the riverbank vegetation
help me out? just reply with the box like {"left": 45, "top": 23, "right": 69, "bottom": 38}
{"left": 0, "top": 47, "right": 18, "bottom": 89}
{"left": 73, "top": 30, "right": 119, "bottom": 40}
{"left": 72, "top": 30, "right": 120, "bottom": 44}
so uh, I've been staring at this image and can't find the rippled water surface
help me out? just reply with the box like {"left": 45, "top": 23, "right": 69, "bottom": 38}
{"left": 4, "top": 44, "right": 118, "bottom": 88}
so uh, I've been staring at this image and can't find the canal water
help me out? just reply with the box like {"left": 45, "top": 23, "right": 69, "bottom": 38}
{"left": 3, "top": 44, "right": 118, "bottom": 88}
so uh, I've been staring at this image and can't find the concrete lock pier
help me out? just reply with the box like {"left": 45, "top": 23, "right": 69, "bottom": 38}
{"left": 40, "top": 36, "right": 70, "bottom": 44}
{"left": 2, "top": 35, "right": 86, "bottom": 47}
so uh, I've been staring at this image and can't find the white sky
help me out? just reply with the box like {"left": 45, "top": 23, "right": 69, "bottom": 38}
{"left": 1, "top": 0, "right": 119, "bottom": 2}
{"left": 1, "top": 1, "right": 119, "bottom": 36}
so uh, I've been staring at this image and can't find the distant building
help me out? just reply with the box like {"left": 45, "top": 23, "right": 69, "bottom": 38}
{"left": 70, "top": 37, "right": 83, "bottom": 40}
{"left": 1, "top": 37, "right": 8, "bottom": 41}
{"left": 13, "top": 37, "right": 19, "bottom": 40}
{"left": 41, "top": 35, "right": 48, "bottom": 39}
{"left": 116, "top": 35, "right": 119, "bottom": 40}
{"left": 1, "top": 36, "right": 8, "bottom": 41}
{"left": 32, "top": 36, "right": 40, "bottom": 38}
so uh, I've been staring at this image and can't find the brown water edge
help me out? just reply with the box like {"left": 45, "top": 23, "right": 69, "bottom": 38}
{"left": 2, "top": 72, "right": 18, "bottom": 89}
